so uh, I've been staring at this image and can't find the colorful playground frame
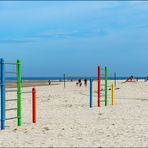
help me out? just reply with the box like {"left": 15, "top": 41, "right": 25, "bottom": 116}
{"left": 0, "top": 58, "right": 22, "bottom": 130}
{"left": 0, "top": 58, "right": 36, "bottom": 130}
{"left": 90, "top": 66, "right": 115, "bottom": 108}
{"left": 98, "top": 66, "right": 108, "bottom": 107}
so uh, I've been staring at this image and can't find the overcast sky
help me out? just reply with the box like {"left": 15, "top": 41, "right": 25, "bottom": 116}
{"left": 0, "top": 1, "right": 148, "bottom": 77}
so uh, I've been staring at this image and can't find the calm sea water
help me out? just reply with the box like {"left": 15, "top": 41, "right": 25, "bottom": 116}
{"left": 3, "top": 76, "right": 146, "bottom": 81}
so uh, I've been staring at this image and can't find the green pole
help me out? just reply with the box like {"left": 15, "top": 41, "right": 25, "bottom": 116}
{"left": 17, "top": 59, "right": 22, "bottom": 126}
{"left": 105, "top": 66, "right": 108, "bottom": 106}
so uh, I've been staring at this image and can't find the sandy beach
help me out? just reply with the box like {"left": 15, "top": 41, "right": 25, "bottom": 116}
{"left": 0, "top": 80, "right": 148, "bottom": 147}
{"left": 1, "top": 1, "right": 148, "bottom": 147}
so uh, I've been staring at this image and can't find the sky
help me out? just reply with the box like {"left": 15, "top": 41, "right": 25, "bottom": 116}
{"left": 0, "top": 1, "right": 148, "bottom": 77}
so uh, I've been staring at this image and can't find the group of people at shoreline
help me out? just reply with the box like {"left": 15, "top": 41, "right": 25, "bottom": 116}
{"left": 124, "top": 75, "right": 148, "bottom": 82}
{"left": 76, "top": 79, "right": 87, "bottom": 87}
{"left": 47, "top": 76, "right": 148, "bottom": 86}
{"left": 48, "top": 79, "right": 88, "bottom": 86}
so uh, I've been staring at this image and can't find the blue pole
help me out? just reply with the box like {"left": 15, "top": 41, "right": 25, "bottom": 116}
{"left": 1, "top": 58, "right": 5, "bottom": 130}
{"left": 90, "top": 78, "right": 92, "bottom": 108}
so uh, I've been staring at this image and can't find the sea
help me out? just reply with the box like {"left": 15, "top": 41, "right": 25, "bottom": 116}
{"left": 3, "top": 76, "right": 146, "bottom": 81}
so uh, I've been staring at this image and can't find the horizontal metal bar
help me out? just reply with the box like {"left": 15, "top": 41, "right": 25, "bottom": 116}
{"left": 5, "top": 90, "right": 17, "bottom": 92}
{"left": 6, "top": 108, "right": 17, "bottom": 111}
{"left": 5, "top": 117, "right": 17, "bottom": 121}
{"left": 100, "top": 68, "right": 105, "bottom": 71}
{"left": 108, "top": 73, "right": 114, "bottom": 76}
{"left": 5, "top": 62, "right": 17, "bottom": 65}
{"left": 5, "top": 80, "right": 17, "bottom": 82}
{"left": 4, "top": 125, "right": 10, "bottom": 128}
{"left": 100, "top": 100, "right": 105, "bottom": 102}
{"left": 6, "top": 99, "right": 17, "bottom": 102}
{"left": 22, "top": 91, "right": 32, "bottom": 94}
{"left": 5, "top": 72, "right": 17, "bottom": 74}
{"left": 5, "top": 85, "right": 17, "bottom": 87}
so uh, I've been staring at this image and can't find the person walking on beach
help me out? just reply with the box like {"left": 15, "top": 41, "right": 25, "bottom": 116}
{"left": 48, "top": 80, "right": 51, "bottom": 85}
{"left": 145, "top": 76, "right": 148, "bottom": 82}
{"left": 76, "top": 79, "right": 83, "bottom": 87}
{"left": 125, "top": 75, "right": 133, "bottom": 82}
{"left": 79, "top": 79, "right": 82, "bottom": 87}
{"left": 76, "top": 79, "right": 80, "bottom": 86}
{"left": 84, "top": 78, "right": 87, "bottom": 86}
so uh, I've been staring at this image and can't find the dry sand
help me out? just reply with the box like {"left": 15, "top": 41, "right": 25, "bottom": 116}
{"left": 0, "top": 80, "right": 148, "bottom": 147}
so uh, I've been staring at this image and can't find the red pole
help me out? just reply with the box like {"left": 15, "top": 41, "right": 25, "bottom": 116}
{"left": 32, "top": 88, "right": 36, "bottom": 123}
{"left": 98, "top": 66, "right": 101, "bottom": 107}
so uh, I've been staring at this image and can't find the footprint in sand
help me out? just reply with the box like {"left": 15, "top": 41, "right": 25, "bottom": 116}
{"left": 67, "top": 104, "right": 72, "bottom": 107}
{"left": 43, "top": 127, "right": 50, "bottom": 131}
{"left": 13, "top": 128, "right": 17, "bottom": 132}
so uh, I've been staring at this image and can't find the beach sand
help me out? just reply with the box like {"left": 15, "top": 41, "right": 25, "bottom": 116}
{"left": 0, "top": 80, "right": 148, "bottom": 147}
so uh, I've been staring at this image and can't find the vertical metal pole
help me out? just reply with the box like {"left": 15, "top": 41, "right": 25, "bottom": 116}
{"left": 17, "top": 59, "right": 22, "bottom": 126}
{"left": 112, "top": 83, "right": 114, "bottom": 106}
{"left": 114, "top": 72, "right": 116, "bottom": 88}
{"left": 90, "top": 78, "right": 92, "bottom": 108}
{"left": 98, "top": 66, "right": 101, "bottom": 107}
{"left": 105, "top": 66, "right": 108, "bottom": 106}
{"left": 32, "top": 88, "right": 36, "bottom": 123}
{"left": 64, "top": 73, "right": 65, "bottom": 88}
{"left": 1, "top": 58, "right": 5, "bottom": 130}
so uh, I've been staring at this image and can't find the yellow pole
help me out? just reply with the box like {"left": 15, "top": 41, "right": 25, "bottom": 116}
{"left": 112, "top": 83, "right": 114, "bottom": 106}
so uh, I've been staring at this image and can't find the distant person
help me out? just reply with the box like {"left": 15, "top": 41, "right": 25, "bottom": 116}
{"left": 145, "top": 76, "right": 148, "bottom": 82}
{"left": 79, "top": 79, "right": 82, "bottom": 87}
{"left": 125, "top": 75, "right": 133, "bottom": 82}
{"left": 84, "top": 78, "right": 87, "bottom": 86}
{"left": 48, "top": 80, "right": 51, "bottom": 85}
{"left": 78, "top": 79, "right": 81, "bottom": 84}
{"left": 76, "top": 79, "right": 80, "bottom": 86}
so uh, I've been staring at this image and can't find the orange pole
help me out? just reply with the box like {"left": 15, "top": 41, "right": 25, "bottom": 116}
{"left": 32, "top": 88, "right": 36, "bottom": 123}
{"left": 98, "top": 66, "right": 101, "bottom": 107}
